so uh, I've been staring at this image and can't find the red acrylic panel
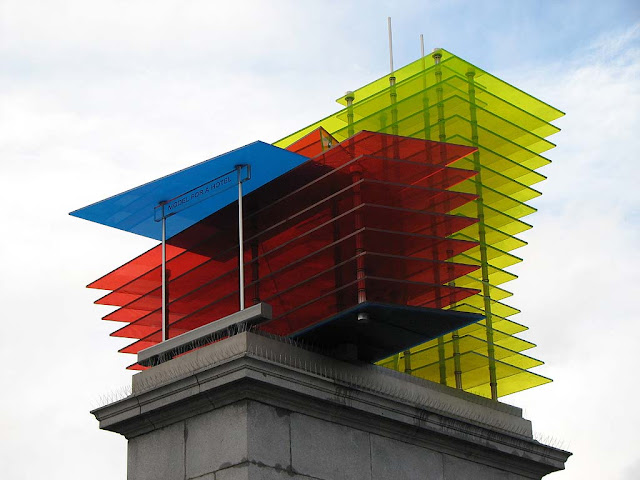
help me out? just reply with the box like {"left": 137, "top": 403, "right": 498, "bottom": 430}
{"left": 313, "top": 131, "right": 476, "bottom": 168}
{"left": 118, "top": 261, "right": 480, "bottom": 355}
{"left": 105, "top": 201, "right": 477, "bottom": 328}
{"left": 95, "top": 154, "right": 477, "bottom": 304}
{"left": 88, "top": 132, "right": 483, "bottom": 363}
{"left": 110, "top": 239, "right": 481, "bottom": 340}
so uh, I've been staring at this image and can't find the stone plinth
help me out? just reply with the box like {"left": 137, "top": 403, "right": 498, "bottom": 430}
{"left": 92, "top": 332, "right": 570, "bottom": 480}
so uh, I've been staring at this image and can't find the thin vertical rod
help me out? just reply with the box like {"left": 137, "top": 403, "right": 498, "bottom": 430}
{"left": 237, "top": 166, "right": 245, "bottom": 311}
{"left": 403, "top": 350, "right": 412, "bottom": 374}
{"left": 346, "top": 94, "right": 366, "bottom": 308}
{"left": 447, "top": 248, "right": 463, "bottom": 390}
{"left": 432, "top": 49, "right": 447, "bottom": 385}
{"left": 420, "top": 36, "right": 431, "bottom": 144}
{"left": 437, "top": 337, "right": 447, "bottom": 385}
{"left": 467, "top": 69, "right": 498, "bottom": 400}
{"left": 388, "top": 19, "right": 398, "bottom": 140}
{"left": 387, "top": 17, "right": 394, "bottom": 73}
{"left": 389, "top": 76, "right": 398, "bottom": 137}
{"left": 161, "top": 213, "right": 168, "bottom": 341}
{"left": 452, "top": 330, "right": 463, "bottom": 389}
{"left": 345, "top": 92, "right": 355, "bottom": 137}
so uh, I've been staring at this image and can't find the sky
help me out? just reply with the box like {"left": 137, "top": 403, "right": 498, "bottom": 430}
{"left": 0, "top": 1, "right": 638, "bottom": 478}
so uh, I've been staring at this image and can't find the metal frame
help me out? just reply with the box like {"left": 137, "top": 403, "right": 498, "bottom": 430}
{"left": 156, "top": 164, "right": 251, "bottom": 343}
{"left": 161, "top": 205, "right": 168, "bottom": 341}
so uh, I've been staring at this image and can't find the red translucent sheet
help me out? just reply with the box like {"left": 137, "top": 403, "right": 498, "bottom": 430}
{"left": 89, "top": 203, "right": 242, "bottom": 293}
{"left": 313, "top": 131, "right": 476, "bottom": 168}
{"left": 90, "top": 162, "right": 330, "bottom": 293}
{"left": 88, "top": 209, "right": 236, "bottom": 291}
{"left": 105, "top": 227, "right": 478, "bottom": 322}
{"left": 104, "top": 205, "right": 477, "bottom": 319}
{"left": 91, "top": 136, "right": 476, "bottom": 295}
{"left": 285, "top": 127, "right": 338, "bottom": 158}
{"left": 252, "top": 203, "right": 476, "bottom": 259}
{"left": 104, "top": 203, "right": 476, "bottom": 319}
{"left": 245, "top": 157, "right": 476, "bottom": 235}
{"left": 88, "top": 244, "right": 186, "bottom": 291}
{"left": 89, "top": 132, "right": 483, "bottom": 360}
{"left": 119, "top": 267, "right": 480, "bottom": 354}
{"left": 111, "top": 246, "right": 481, "bottom": 339}
{"left": 92, "top": 168, "right": 476, "bottom": 301}
{"left": 95, "top": 248, "right": 213, "bottom": 305}
{"left": 97, "top": 179, "right": 477, "bottom": 306}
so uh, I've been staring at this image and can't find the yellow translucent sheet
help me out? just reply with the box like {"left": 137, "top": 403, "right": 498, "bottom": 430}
{"left": 411, "top": 350, "right": 545, "bottom": 391}
{"left": 336, "top": 71, "right": 560, "bottom": 140}
{"left": 456, "top": 205, "right": 532, "bottom": 239}
{"left": 333, "top": 92, "right": 557, "bottom": 155}
{"left": 394, "top": 318, "right": 530, "bottom": 361}
{"left": 336, "top": 50, "right": 564, "bottom": 124}
{"left": 466, "top": 279, "right": 513, "bottom": 301}
{"left": 272, "top": 49, "right": 563, "bottom": 399}
{"left": 451, "top": 304, "right": 527, "bottom": 334}
{"left": 330, "top": 98, "right": 555, "bottom": 164}
{"left": 468, "top": 369, "right": 551, "bottom": 398}
{"left": 440, "top": 52, "right": 564, "bottom": 122}
{"left": 452, "top": 227, "right": 527, "bottom": 256}
{"left": 456, "top": 269, "right": 516, "bottom": 291}
{"left": 279, "top": 96, "right": 555, "bottom": 179}
{"left": 454, "top": 246, "right": 523, "bottom": 270}
{"left": 448, "top": 256, "right": 515, "bottom": 290}
{"left": 451, "top": 162, "right": 543, "bottom": 203}
{"left": 446, "top": 132, "right": 551, "bottom": 176}
{"left": 455, "top": 297, "right": 520, "bottom": 319}
{"left": 398, "top": 335, "right": 540, "bottom": 369}
{"left": 449, "top": 230, "right": 524, "bottom": 312}
{"left": 451, "top": 187, "right": 537, "bottom": 221}
{"left": 447, "top": 326, "right": 533, "bottom": 351}
{"left": 451, "top": 146, "right": 547, "bottom": 192}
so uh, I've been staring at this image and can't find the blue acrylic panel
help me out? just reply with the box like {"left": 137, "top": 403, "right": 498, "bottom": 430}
{"left": 70, "top": 141, "right": 308, "bottom": 241}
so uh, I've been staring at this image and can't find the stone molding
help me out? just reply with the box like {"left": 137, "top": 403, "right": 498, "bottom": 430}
{"left": 92, "top": 332, "right": 570, "bottom": 478}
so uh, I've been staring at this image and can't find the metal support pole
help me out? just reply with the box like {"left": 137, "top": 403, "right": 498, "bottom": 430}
{"left": 431, "top": 48, "right": 448, "bottom": 384}
{"left": 345, "top": 92, "right": 368, "bottom": 323}
{"left": 437, "top": 337, "right": 447, "bottom": 385}
{"left": 387, "top": 17, "right": 394, "bottom": 73}
{"left": 161, "top": 206, "right": 169, "bottom": 341}
{"left": 237, "top": 166, "right": 245, "bottom": 311}
{"left": 345, "top": 91, "right": 355, "bottom": 138}
{"left": 432, "top": 50, "right": 446, "bottom": 144}
{"left": 467, "top": 69, "right": 498, "bottom": 400}
{"left": 390, "top": 76, "right": 398, "bottom": 137}
{"left": 420, "top": 35, "right": 432, "bottom": 155}
{"left": 452, "top": 331, "right": 463, "bottom": 389}
{"left": 353, "top": 166, "right": 365, "bottom": 306}
{"left": 403, "top": 350, "right": 412, "bottom": 374}
{"left": 388, "top": 18, "right": 398, "bottom": 140}
{"left": 447, "top": 248, "right": 463, "bottom": 390}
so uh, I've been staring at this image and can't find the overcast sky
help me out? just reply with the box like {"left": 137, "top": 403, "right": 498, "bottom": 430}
{"left": 1, "top": 1, "right": 638, "bottom": 479}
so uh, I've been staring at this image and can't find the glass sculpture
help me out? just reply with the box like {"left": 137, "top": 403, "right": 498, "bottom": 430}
{"left": 72, "top": 49, "right": 563, "bottom": 400}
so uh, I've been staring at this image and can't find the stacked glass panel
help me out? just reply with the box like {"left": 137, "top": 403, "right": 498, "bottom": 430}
{"left": 91, "top": 132, "right": 483, "bottom": 369}
{"left": 274, "top": 49, "right": 563, "bottom": 398}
